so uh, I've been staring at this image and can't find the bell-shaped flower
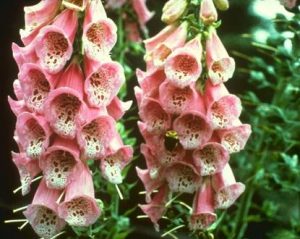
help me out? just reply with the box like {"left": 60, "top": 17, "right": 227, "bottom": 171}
{"left": 193, "top": 142, "right": 229, "bottom": 176}
{"left": 8, "top": 96, "right": 27, "bottom": 116}
{"left": 77, "top": 110, "right": 117, "bottom": 160}
{"left": 58, "top": 163, "right": 101, "bottom": 226}
{"left": 139, "top": 185, "right": 170, "bottom": 230}
{"left": 15, "top": 112, "right": 52, "bottom": 159}
{"left": 23, "top": 179, "right": 66, "bottom": 239}
{"left": 189, "top": 178, "right": 217, "bottom": 230}
{"left": 100, "top": 136, "right": 133, "bottom": 184}
{"left": 216, "top": 123, "right": 252, "bottom": 153}
{"left": 212, "top": 164, "right": 245, "bottom": 209}
{"left": 18, "top": 63, "right": 59, "bottom": 114}
{"left": 107, "top": 97, "right": 132, "bottom": 121}
{"left": 173, "top": 111, "right": 212, "bottom": 150}
{"left": 206, "top": 30, "right": 235, "bottom": 85}
{"left": 204, "top": 82, "right": 242, "bottom": 129}
{"left": 20, "top": 0, "right": 61, "bottom": 45}
{"left": 84, "top": 59, "right": 125, "bottom": 108}
{"left": 44, "top": 60, "right": 86, "bottom": 139}
{"left": 165, "top": 160, "right": 201, "bottom": 194}
{"left": 11, "top": 152, "right": 41, "bottom": 195}
{"left": 40, "top": 136, "right": 80, "bottom": 190}
{"left": 132, "top": 0, "right": 154, "bottom": 30}
{"left": 62, "top": 0, "right": 88, "bottom": 11}
{"left": 200, "top": 0, "right": 218, "bottom": 24}
{"left": 139, "top": 97, "right": 171, "bottom": 134}
{"left": 35, "top": 9, "right": 78, "bottom": 74}
{"left": 83, "top": 0, "right": 117, "bottom": 60}
{"left": 165, "top": 35, "right": 202, "bottom": 88}
{"left": 140, "top": 144, "right": 161, "bottom": 180}
{"left": 11, "top": 40, "right": 38, "bottom": 70}
{"left": 161, "top": 0, "right": 188, "bottom": 24}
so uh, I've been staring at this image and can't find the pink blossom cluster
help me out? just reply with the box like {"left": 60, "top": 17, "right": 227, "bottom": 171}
{"left": 9, "top": 0, "right": 132, "bottom": 238}
{"left": 135, "top": 0, "right": 252, "bottom": 231}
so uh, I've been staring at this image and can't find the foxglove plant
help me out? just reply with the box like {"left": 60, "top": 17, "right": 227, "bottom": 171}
{"left": 8, "top": 0, "right": 133, "bottom": 238}
{"left": 136, "top": 0, "right": 251, "bottom": 236}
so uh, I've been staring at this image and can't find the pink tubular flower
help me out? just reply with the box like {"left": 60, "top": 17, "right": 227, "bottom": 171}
{"left": 15, "top": 112, "right": 51, "bottom": 159}
{"left": 8, "top": 96, "right": 27, "bottom": 116}
{"left": 165, "top": 35, "right": 203, "bottom": 88}
{"left": 173, "top": 111, "right": 212, "bottom": 150}
{"left": 206, "top": 30, "right": 235, "bottom": 85}
{"left": 140, "top": 144, "right": 161, "bottom": 179}
{"left": 139, "top": 185, "right": 170, "bottom": 230}
{"left": 40, "top": 136, "right": 80, "bottom": 189}
{"left": 20, "top": 0, "right": 61, "bottom": 45}
{"left": 132, "top": 0, "right": 154, "bottom": 30}
{"left": 216, "top": 123, "right": 252, "bottom": 153}
{"left": 23, "top": 179, "right": 66, "bottom": 239}
{"left": 44, "top": 60, "right": 86, "bottom": 139}
{"left": 200, "top": 0, "right": 218, "bottom": 24}
{"left": 125, "top": 21, "right": 142, "bottom": 43}
{"left": 77, "top": 110, "right": 117, "bottom": 160}
{"left": 18, "top": 63, "right": 59, "bottom": 114}
{"left": 189, "top": 178, "right": 216, "bottom": 230}
{"left": 205, "top": 82, "right": 242, "bottom": 129}
{"left": 11, "top": 152, "right": 41, "bottom": 195}
{"left": 83, "top": 0, "right": 117, "bottom": 61}
{"left": 62, "top": 0, "right": 88, "bottom": 11}
{"left": 58, "top": 163, "right": 101, "bottom": 227}
{"left": 35, "top": 9, "right": 78, "bottom": 74}
{"left": 212, "top": 164, "right": 245, "bottom": 209}
{"left": 12, "top": 79, "right": 24, "bottom": 100}
{"left": 11, "top": 40, "right": 38, "bottom": 70}
{"left": 193, "top": 142, "right": 229, "bottom": 176}
{"left": 107, "top": 97, "right": 132, "bottom": 121}
{"left": 139, "top": 97, "right": 171, "bottom": 134}
{"left": 84, "top": 60, "right": 125, "bottom": 108}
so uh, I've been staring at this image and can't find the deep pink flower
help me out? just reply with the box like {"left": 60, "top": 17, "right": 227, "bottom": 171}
{"left": 58, "top": 163, "right": 101, "bottom": 226}
{"left": 15, "top": 112, "right": 51, "bottom": 159}
{"left": 206, "top": 30, "right": 235, "bottom": 85}
{"left": 44, "top": 61, "right": 86, "bottom": 139}
{"left": 189, "top": 178, "right": 216, "bottom": 230}
{"left": 40, "top": 136, "right": 80, "bottom": 189}
{"left": 11, "top": 40, "right": 38, "bottom": 70}
{"left": 35, "top": 9, "right": 78, "bottom": 74}
{"left": 11, "top": 152, "right": 41, "bottom": 195}
{"left": 23, "top": 179, "right": 66, "bottom": 239}
{"left": 165, "top": 35, "right": 202, "bottom": 88}
{"left": 193, "top": 142, "right": 229, "bottom": 176}
{"left": 212, "top": 164, "right": 245, "bottom": 209}
{"left": 18, "top": 63, "right": 59, "bottom": 114}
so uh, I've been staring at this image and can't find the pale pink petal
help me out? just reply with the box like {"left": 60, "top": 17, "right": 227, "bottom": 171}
{"left": 193, "top": 142, "right": 229, "bottom": 176}
{"left": 212, "top": 164, "right": 245, "bottom": 209}
{"left": 21, "top": 0, "right": 61, "bottom": 45}
{"left": 23, "top": 179, "right": 66, "bottom": 239}
{"left": 217, "top": 124, "right": 252, "bottom": 153}
{"left": 141, "top": 144, "right": 160, "bottom": 179}
{"left": 125, "top": 21, "right": 142, "bottom": 43}
{"left": 35, "top": 10, "right": 78, "bottom": 74}
{"left": 15, "top": 112, "right": 51, "bottom": 159}
{"left": 19, "top": 63, "right": 59, "bottom": 114}
{"left": 62, "top": 0, "right": 88, "bottom": 11}
{"left": 8, "top": 96, "right": 27, "bottom": 116}
{"left": 173, "top": 111, "right": 212, "bottom": 150}
{"left": 189, "top": 178, "right": 216, "bottom": 230}
{"left": 107, "top": 97, "right": 132, "bottom": 120}
{"left": 77, "top": 113, "right": 117, "bottom": 159}
{"left": 40, "top": 137, "right": 80, "bottom": 189}
{"left": 139, "top": 185, "right": 170, "bottom": 230}
{"left": 58, "top": 163, "right": 101, "bottom": 226}
{"left": 132, "top": 0, "right": 154, "bottom": 29}
{"left": 44, "top": 62, "right": 86, "bottom": 139}
{"left": 12, "top": 80, "right": 24, "bottom": 100}
{"left": 85, "top": 61, "right": 125, "bottom": 107}
{"left": 165, "top": 35, "right": 202, "bottom": 88}
{"left": 12, "top": 41, "right": 38, "bottom": 69}
{"left": 206, "top": 30, "right": 235, "bottom": 85}
{"left": 11, "top": 152, "right": 41, "bottom": 195}
{"left": 139, "top": 98, "right": 171, "bottom": 134}
{"left": 100, "top": 145, "right": 133, "bottom": 184}
{"left": 200, "top": 0, "right": 218, "bottom": 24}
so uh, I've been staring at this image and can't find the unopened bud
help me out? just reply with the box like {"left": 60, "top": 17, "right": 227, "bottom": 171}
{"left": 200, "top": 0, "right": 218, "bottom": 24}
{"left": 213, "top": 0, "right": 229, "bottom": 11}
{"left": 161, "top": 0, "right": 188, "bottom": 24}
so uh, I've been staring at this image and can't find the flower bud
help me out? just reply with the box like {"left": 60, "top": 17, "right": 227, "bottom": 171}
{"left": 161, "top": 0, "right": 188, "bottom": 24}
{"left": 213, "top": 0, "right": 229, "bottom": 11}
{"left": 200, "top": 0, "right": 218, "bottom": 24}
